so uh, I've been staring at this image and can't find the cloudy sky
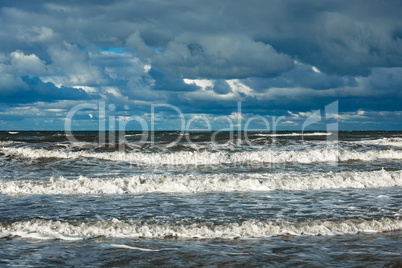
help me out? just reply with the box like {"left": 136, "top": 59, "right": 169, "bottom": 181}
{"left": 1, "top": 0, "right": 402, "bottom": 130}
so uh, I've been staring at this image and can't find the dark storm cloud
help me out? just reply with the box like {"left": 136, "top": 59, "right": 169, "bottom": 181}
{"left": 148, "top": 68, "right": 200, "bottom": 92}
{"left": 0, "top": 75, "right": 95, "bottom": 103}
{"left": 0, "top": 0, "right": 402, "bottom": 130}
{"left": 242, "top": 63, "right": 358, "bottom": 91}
{"left": 211, "top": 80, "right": 232, "bottom": 95}
{"left": 2, "top": 0, "right": 401, "bottom": 78}
{"left": 152, "top": 34, "right": 294, "bottom": 79}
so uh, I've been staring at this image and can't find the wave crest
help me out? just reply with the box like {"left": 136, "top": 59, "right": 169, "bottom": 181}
{"left": 1, "top": 217, "right": 400, "bottom": 240}
{"left": 2, "top": 146, "right": 402, "bottom": 166}
{"left": 1, "top": 170, "right": 400, "bottom": 195}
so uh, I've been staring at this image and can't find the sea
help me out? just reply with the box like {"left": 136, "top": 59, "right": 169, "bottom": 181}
{"left": 0, "top": 130, "right": 401, "bottom": 267}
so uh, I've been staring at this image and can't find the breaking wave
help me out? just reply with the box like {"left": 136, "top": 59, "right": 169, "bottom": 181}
{"left": 254, "top": 132, "right": 332, "bottom": 137}
{"left": 2, "top": 146, "right": 402, "bottom": 166}
{"left": 1, "top": 217, "right": 400, "bottom": 240}
{"left": 358, "top": 137, "right": 402, "bottom": 148}
{"left": 1, "top": 169, "right": 400, "bottom": 195}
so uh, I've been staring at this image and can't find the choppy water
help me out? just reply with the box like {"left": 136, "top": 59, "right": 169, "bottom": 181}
{"left": 0, "top": 131, "right": 401, "bottom": 267}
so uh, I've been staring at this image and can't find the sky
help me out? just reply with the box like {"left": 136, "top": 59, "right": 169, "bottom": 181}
{"left": 0, "top": 0, "right": 402, "bottom": 130}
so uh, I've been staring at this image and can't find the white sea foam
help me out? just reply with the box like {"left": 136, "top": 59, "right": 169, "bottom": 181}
{"left": 358, "top": 137, "right": 402, "bottom": 148}
{"left": 254, "top": 132, "right": 332, "bottom": 137}
{"left": 124, "top": 134, "right": 144, "bottom": 137}
{"left": 2, "top": 146, "right": 402, "bottom": 166}
{"left": 1, "top": 170, "right": 400, "bottom": 195}
{"left": 109, "top": 244, "right": 160, "bottom": 251}
{"left": 1, "top": 218, "right": 400, "bottom": 240}
{"left": 0, "top": 141, "right": 19, "bottom": 146}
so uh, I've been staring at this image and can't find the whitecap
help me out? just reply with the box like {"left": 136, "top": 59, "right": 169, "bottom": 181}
{"left": 254, "top": 132, "right": 332, "bottom": 137}
{"left": 1, "top": 217, "right": 400, "bottom": 240}
{"left": 109, "top": 244, "right": 160, "bottom": 251}
{"left": 0, "top": 169, "right": 400, "bottom": 195}
{"left": 357, "top": 137, "right": 402, "bottom": 148}
{"left": 2, "top": 146, "right": 402, "bottom": 166}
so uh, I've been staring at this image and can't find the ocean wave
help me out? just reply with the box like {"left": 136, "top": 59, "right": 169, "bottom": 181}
{"left": 1, "top": 146, "right": 402, "bottom": 166}
{"left": 0, "top": 217, "right": 400, "bottom": 240}
{"left": 1, "top": 170, "right": 400, "bottom": 195}
{"left": 0, "top": 141, "right": 20, "bottom": 146}
{"left": 358, "top": 137, "right": 402, "bottom": 148}
{"left": 124, "top": 134, "right": 145, "bottom": 137}
{"left": 254, "top": 132, "right": 332, "bottom": 137}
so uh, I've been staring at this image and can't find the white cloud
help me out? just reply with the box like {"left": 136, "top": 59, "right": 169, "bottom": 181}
{"left": 183, "top": 79, "right": 213, "bottom": 89}
{"left": 229, "top": 112, "right": 244, "bottom": 121}
{"left": 103, "top": 87, "right": 123, "bottom": 97}
{"left": 73, "top": 85, "right": 98, "bottom": 93}
{"left": 10, "top": 50, "right": 48, "bottom": 76}
{"left": 312, "top": 66, "right": 320, "bottom": 73}
{"left": 144, "top": 64, "right": 151, "bottom": 72}
{"left": 47, "top": 42, "right": 106, "bottom": 86}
